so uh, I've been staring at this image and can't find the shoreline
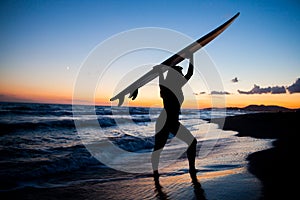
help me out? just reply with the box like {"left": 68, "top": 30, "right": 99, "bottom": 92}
{"left": 217, "top": 111, "right": 299, "bottom": 199}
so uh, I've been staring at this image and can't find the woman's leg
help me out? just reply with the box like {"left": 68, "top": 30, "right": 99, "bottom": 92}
{"left": 174, "top": 124, "right": 197, "bottom": 171}
{"left": 151, "top": 110, "right": 169, "bottom": 172}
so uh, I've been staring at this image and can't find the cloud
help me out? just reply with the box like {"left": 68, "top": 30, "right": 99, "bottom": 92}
{"left": 287, "top": 78, "right": 300, "bottom": 93}
{"left": 270, "top": 86, "right": 286, "bottom": 94}
{"left": 210, "top": 91, "right": 231, "bottom": 95}
{"left": 193, "top": 91, "right": 206, "bottom": 95}
{"left": 231, "top": 77, "right": 238, "bottom": 83}
{"left": 238, "top": 84, "right": 286, "bottom": 94}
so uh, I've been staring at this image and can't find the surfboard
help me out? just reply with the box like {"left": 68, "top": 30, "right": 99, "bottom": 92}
{"left": 110, "top": 12, "right": 240, "bottom": 106}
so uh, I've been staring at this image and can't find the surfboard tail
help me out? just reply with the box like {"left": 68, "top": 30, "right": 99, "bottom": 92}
{"left": 110, "top": 88, "right": 138, "bottom": 106}
{"left": 110, "top": 94, "right": 125, "bottom": 107}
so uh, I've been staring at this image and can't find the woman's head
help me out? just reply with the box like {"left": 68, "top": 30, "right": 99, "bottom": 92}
{"left": 165, "top": 66, "right": 184, "bottom": 84}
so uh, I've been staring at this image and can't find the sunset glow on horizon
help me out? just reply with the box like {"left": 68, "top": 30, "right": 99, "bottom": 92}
{"left": 1, "top": 85, "right": 300, "bottom": 109}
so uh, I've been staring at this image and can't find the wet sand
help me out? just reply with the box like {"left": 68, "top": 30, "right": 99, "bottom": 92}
{"left": 219, "top": 111, "right": 299, "bottom": 200}
{"left": 2, "top": 167, "right": 261, "bottom": 200}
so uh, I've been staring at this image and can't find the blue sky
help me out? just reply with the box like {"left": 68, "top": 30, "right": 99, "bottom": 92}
{"left": 0, "top": 0, "right": 300, "bottom": 107}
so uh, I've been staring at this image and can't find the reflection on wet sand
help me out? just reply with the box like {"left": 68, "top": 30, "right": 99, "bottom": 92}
{"left": 154, "top": 178, "right": 169, "bottom": 200}
{"left": 189, "top": 172, "right": 207, "bottom": 200}
{"left": 153, "top": 172, "right": 206, "bottom": 200}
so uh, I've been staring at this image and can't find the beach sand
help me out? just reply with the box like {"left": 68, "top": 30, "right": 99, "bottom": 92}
{"left": 2, "top": 166, "right": 261, "bottom": 200}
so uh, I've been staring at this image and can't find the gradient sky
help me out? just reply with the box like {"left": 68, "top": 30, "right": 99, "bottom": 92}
{"left": 1, "top": 0, "right": 300, "bottom": 108}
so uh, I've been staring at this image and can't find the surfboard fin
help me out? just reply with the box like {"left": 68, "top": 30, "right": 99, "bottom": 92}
{"left": 129, "top": 89, "right": 138, "bottom": 100}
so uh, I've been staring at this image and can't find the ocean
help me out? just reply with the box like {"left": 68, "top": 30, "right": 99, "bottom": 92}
{"left": 0, "top": 102, "right": 272, "bottom": 198}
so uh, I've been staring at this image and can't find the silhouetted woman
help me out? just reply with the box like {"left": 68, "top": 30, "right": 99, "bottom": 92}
{"left": 152, "top": 54, "right": 197, "bottom": 179}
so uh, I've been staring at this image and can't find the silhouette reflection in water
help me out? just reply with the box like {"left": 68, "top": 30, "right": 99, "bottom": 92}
{"left": 154, "top": 177, "right": 169, "bottom": 200}
{"left": 190, "top": 171, "right": 207, "bottom": 200}
{"left": 153, "top": 171, "right": 206, "bottom": 200}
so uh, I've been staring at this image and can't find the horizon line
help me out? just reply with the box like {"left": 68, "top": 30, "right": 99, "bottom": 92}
{"left": 1, "top": 100, "right": 299, "bottom": 110}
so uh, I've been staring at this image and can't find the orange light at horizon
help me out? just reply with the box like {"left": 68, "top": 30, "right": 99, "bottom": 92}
{"left": 225, "top": 93, "right": 300, "bottom": 109}
{"left": 1, "top": 89, "right": 300, "bottom": 109}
